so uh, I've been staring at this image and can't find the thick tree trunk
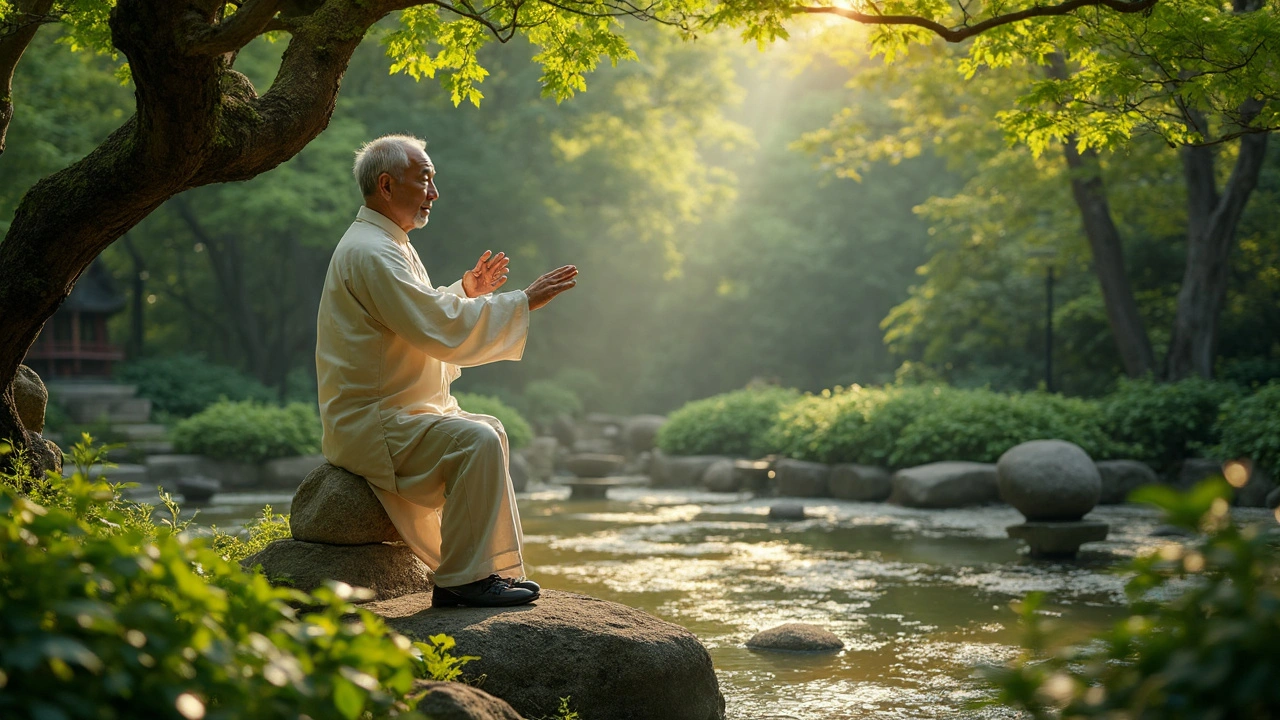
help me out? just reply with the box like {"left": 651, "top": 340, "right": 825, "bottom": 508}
{"left": 0, "top": 0, "right": 394, "bottom": 467}
{"left": 1061, "top": 142, "right": 1158, "bottom": 377}
{"left": 1165, "top": 129, "right": 1270, "bottom": 379}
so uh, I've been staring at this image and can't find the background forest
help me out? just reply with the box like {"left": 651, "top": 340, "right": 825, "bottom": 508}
{"left": 4, "top": 19, "right": 1277, "bottom": 415}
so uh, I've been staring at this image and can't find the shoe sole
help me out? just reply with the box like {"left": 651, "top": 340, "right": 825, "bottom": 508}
{"left": 432, "top": 590, "right": 541, "bottom": 608}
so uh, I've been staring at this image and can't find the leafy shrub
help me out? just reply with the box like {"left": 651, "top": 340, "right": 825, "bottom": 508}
{"left": 985, "top": 479, "right": 1280, "bottom": 717}
{"left": 520, "top": 380, "right": 584, "bottom": 429}
{"left": 117, "top": 354, "right": 275, "bottom": 418}
{"left": 769, "top": 385, "right": 1116, "bottom": 468}
{"left": 210, "top": 505, "right": 293, "bottom": 564}
{"left": 1101, "top": 377, "right": 1243, "bottom": 471}
{"left": 657, "top": 387, "right": 799, "bottom": 457}
{"left": 454, "top": 392, "right": 534, "bottom": 450}
{"left": 171, "top": 400, "right": 320, "bottom": 463}
{"left": 0, "top": 442, "right": 476, "bottom": 720}
{"left": 1214, "top": 381, "right": 1280, "bottom": 480}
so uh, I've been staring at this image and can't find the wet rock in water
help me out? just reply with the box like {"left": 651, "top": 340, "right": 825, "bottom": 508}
{"left": 565, "top": 453, "right": 626, "bottom": 478}
{"left": 702, "top": 459, "right": 738, "bottom": 492}
{"left": 369, "top": 590, "right": 725, "bottom": 720}
{"left": 774, "top": 459, "right": 831, "bottom": 498}
{"left": 508, "top": 452, "right": 531, "bottom": 492}
{"left": 653, "top": 454, "right": 724, "bottom": 488}
{"left": 1151, "top": 524, "right": 1196, "bottom": 538}
{"left": 768, "top": 503, "right": 806, "bottom": 520}
{"left": 413, "top": 682, "right": 524, "bottom": 720}
{"left": 241, "top": 539, "right": 430, "bottom": 601}
{"left": 1006, "top": 520, "right": 1109, "bottom": 559}
{"left": 997, "top": 440, "right": 1101, "bottom": 521}
{"left": 623, "top": 414, "right": 667, "bottom": 455}
{"left": 746, "top": 623, "right": 843, "bottom": 653}
{"left": 891, "top": 462, "right": 999, "bottom": 508}
{"left": 1095, "top": 459, "right": 1158, "bottom": 504}
{"left": 176, "top": 475, "right": 220, "bottom": 503}
{"left": 13, "top": 364, "right": 48, "bottom": 433}
{"left": 829, "top": 464, "right": 892, "bottom": 502}
{"left": 290, "top": 463, "right": 401, "bottom": 545}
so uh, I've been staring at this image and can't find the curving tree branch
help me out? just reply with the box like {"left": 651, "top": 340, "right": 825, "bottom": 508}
{"left": 797, "top": 0, "right": 1159, "bottom": 43}
{"left": 0, "top": 0, "right": 55, "bottom": 155}
{"left": 186, "top": 0, "right": 287, "bottom": 55}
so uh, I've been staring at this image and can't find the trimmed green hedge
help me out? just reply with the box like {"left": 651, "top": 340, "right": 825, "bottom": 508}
{"left": 171, "top": 400, "right": 321, "bottom": 463}
{"left": 1214, "top": 381, "right": 1280, "bottom": 479}
{"left": 117, "top": 354, "right": 276, "bottom": 419}
{"left": 454, "top": 392, "right": 534, "bottom": 450}
{"left": 1100, "top": 377, "right": 1244, "bottom": 472}
{"left": 656, "top": 387, "right": 799, "bottom": 457}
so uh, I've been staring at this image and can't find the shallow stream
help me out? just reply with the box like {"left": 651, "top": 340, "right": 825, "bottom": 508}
{"left": 185, "top": 485, "right": 1272, "bottom": 719}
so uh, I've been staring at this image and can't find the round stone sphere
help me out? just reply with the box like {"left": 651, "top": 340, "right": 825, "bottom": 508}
{"left": 997, "top": 440, "right": 1101, "bottom": 521}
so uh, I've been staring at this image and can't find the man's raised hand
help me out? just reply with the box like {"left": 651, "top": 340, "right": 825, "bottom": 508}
{"left": 462, "top": 250, "right": 510, "bottom": 298}
{"left": 524, "top": 265, "right": 578, "bottom": 311}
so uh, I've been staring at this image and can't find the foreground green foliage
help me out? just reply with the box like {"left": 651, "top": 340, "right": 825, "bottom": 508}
{"left": 0, "top": 441, "right": 476, "bottom": 720}
{"left": 986, "top": 479, "right": 1280, "bottom": 718}
{"left": 1214, "top": 382, "right": 1280, "bottom": 481}
{"left": 1102, "top": 378, "right": 1244, "bottom": 473}
{"left": 656, "top": 386, "right": 798, "bottom": 457}
{"left": 171, "top": 401, "right": 321, "bottom": 464}
{"left": 453, "top": 393, "right": 534, "bottom": 450}
{"left": 117, "top": 355, "right": 277, "bottom": 419}
{"left": 210, "top": 505, "right": 293, "bottom": 565}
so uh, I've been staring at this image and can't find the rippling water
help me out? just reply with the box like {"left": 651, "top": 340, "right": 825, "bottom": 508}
{"left": 181, "top": 484, "right": 1273, "bottom": 720}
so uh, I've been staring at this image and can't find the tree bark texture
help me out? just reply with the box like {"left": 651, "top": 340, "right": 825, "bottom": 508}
{"left": 1061, "top": 142, "right": 1158, "bottom": 378}
{"left": 0, "top": 0, "right": 404, "bottom": 468}
{"left": 1166, "top": 128, "right": 1270, "bottom": 379}
{"left": 0, "top": 0, "right": 56, "bottom": 156}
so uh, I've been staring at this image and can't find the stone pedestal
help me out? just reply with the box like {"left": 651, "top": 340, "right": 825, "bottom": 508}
{"left": 1006, "top": 521, "right": 1109, "bottom": 559}
{"left": 564, "top": 476, "right": 646, "bottom": 500}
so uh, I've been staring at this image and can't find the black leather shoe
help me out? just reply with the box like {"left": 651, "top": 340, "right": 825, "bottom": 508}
{"left": 433, "top": 574, "right": 538, "bottom": 608}
{"left": 506, "top": 577, "right": 540, "bottom": 593}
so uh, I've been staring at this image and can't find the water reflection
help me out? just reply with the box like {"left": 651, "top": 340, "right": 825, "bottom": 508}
{"left": 180, "top": 484, "right": 1273, "bottom": 720}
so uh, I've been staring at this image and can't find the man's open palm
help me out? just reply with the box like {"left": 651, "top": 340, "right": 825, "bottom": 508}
{"left": 463, "top": 250, "right": 510, "bottom": 297}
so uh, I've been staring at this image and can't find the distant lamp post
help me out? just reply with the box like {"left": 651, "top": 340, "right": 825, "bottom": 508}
{"left": 1027, "top": 248, "right": 1057, "bottom": 393}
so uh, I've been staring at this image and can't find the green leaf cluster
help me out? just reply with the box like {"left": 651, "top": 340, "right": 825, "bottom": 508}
{"left": 519, "top": 380, "right": 585, "bottom": 429}
{"left": 0, "top": 442, "right": 476, "bottom": 720}
{"left": 453, "top": 392, "right": 535, "bottom": 450}
{"left": 985, "top": 478, "right": 1280, "bottom": 717}
{"left": 1101, "top": 377, "right": 1244, "bottom": 473}
{"left": 1213, "top": 381, "right": 1280, "bottom": 480}
{"left": 171, "top": 400, "right": 321, "bottom": 463}
{"left": 117, "top": 354, "right": 277, "bottom": 419}
{"left": 656, "top": 386, "right": 799, "bottom": 457}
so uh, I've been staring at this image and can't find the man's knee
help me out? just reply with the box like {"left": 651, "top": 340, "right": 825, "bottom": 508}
{"left": 454, "top": 419, "right": 504, "bottom": 459}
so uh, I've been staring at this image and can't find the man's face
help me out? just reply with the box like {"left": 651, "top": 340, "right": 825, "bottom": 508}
{"left": 382, "top": 146, "right": 439, "bottom": 232}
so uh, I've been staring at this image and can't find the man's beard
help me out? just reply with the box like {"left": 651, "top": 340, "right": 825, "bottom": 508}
{"left": 413, "top": 210, "right": 430, "bottom": 229}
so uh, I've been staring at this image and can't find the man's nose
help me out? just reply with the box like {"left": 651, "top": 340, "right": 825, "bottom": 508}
{"left": 427, "top": 182, "right": 440, "bottom": 201}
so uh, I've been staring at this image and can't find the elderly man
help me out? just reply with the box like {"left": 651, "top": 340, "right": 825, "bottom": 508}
{"left": 316, "top": 134, "right": 576, "bottom": 608}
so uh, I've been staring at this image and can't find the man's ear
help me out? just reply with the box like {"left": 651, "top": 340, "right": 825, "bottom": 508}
{"left": 377, "top": 172, "right": 394, "bottom": 199}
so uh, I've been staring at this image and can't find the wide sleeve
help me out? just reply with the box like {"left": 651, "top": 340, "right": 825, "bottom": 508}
{"left": 352, "top": 243, "right": 529, "bottom": 367}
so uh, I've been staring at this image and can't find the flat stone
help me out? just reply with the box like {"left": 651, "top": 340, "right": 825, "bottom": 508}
{"left": 768, "top": 503, "right": 806, "bottom": 520}
{"left": 997, "top": 440, "right": 1101, "bottom": 521}
{"left": 829, "top": 464, "right": 892, "bottom": 502}
{"left": 1006, "top": 520, "right": 1109, "bottom": 559}
{"left": 13, "top": 364, "right": 48, "bottom": 433}
{"left": 746, "top": 623, "right": 843, "bottom": 653}
{"left": 242, "top": 539, "right": 430, "bottom": 601}
{"left": 891, "top": 462, "right": 999, "bottom": 508}
{"left": 1095, "top": 459, "right": 1158, "bottom": 504}
{"left": 289, "top": 463, "right": 401, "bottom": 545}
{"left": 368, "top": 590, "right": 725, "bottom": 720}
{"left": 702, "top": 459, "right": 737, "bottom": 492}
{"left": 564, "top": 476, "right": 647, "bottom": 500}
{"left": 775, "top": 458, "right": 831, "bottom": 498}
{"left": 565, "top": 453, "right": 626, "bottom": 478}
{"left": 262, "top": 454, "right": 326, "bottom": 489}
{"left": 412, "top": 682, "right": 524, "bottom": 720}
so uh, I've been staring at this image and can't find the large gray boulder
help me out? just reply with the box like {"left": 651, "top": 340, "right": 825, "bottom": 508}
{"left": 13, "top": 364, "right": 47, "bottom": 433}
{"left": 413, "top": 682, "right": 524, "bottom": 720}
{"left": 623, "top": 415, "right": 667, "bottom": 455}
{"left": 997, "top": 440, "right": 1101, "bottom": 521}
{"left": 652, "top": 453, "right": 723, "bottom": 488}
{"left": 891, "top": 462, "right": 999, "bottom": 508}
{"left": 829, "top": 464, "right": 892, "bottom": 502}
{"left": 702, "top": 459, "right": 737, "bottom": 492}
{"left": 1095, "top": 459, "right": 1158, "bottom": 504}
{"left": 241, "top": 539, "right": 430, "bottom": 601}
{"left": 746, "top": 623, "right": 843, "bottom": 653}
{"left": 289, "top": 463, "right": 401, "bottom": 545}
{"left": 369, "top": 590, "right": 725, "bottom": 720}
{"left": 774, "top": 459, "right": 831, "bottom": 497}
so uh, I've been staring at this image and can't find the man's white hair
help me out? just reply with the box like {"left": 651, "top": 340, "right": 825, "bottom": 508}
{"left": 353, "top": 134, "right": 428, "bottom": 197}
